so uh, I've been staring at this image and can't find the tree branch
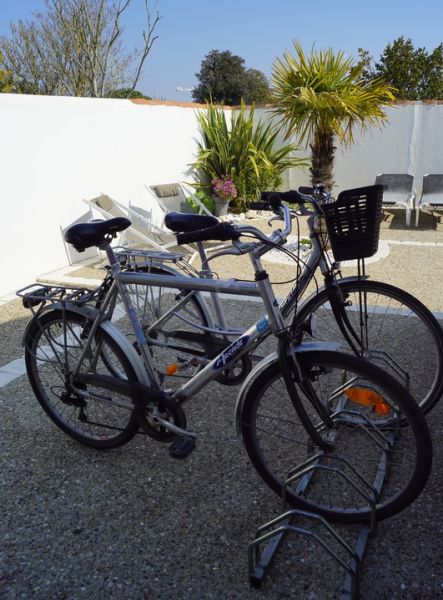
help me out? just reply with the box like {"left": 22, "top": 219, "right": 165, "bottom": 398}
{"left": 0, "top": 0, "right": 162, "bottom": 97}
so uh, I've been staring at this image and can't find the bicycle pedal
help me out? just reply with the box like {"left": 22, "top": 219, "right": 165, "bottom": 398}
{"left": 169, "top": 436, "right": 196, "bottom": 459}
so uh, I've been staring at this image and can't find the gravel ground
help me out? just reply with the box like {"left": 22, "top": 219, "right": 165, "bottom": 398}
{"left": 2, "top": 212, "right": 443, "bottom": 599}
{"left": 1, "top": 295, "right": 443, "bottom": 600}
{"left": 0, "top": 300, "right": 31, "bottom": 365}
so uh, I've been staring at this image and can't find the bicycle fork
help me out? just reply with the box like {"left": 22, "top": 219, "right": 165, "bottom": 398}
{"left": 323, "top": 273, "right": 365, "bottom": 356}
{"left": 277, "top": 336, "right": 335, "bottom": 452}
{"left": 251, "top": 251, "right": 335, "bottom": 453}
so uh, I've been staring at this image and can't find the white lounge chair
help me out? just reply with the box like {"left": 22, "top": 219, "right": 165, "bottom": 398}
{"left": 84, "top": 193, "right": 196, "bottom": 255}
{"left": 415, "top": 174, "right": 443, "bottom": 227}
{"left": 375, "top": 173, "right": 416, "bottom": 227}
{"left": 147, "top": 182, "right": 213, "bottom": 218}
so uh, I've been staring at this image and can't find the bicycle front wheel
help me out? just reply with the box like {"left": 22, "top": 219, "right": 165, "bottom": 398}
{"left": 240, "top": 350, "right": 432, "bottom": 523}
{"left": 295, "top": 279, "right": 443, "bottom": 414}
{"left": 25, "top": 309, "right": 140, "bottom": 449}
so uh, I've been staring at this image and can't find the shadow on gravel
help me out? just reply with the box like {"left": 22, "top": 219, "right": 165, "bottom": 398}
{"left": 0, "top": 299, "right": 442, "bottom": 599}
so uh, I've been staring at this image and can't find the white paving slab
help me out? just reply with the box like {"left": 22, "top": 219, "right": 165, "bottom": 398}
{"left": 0, "top": 358, "right": 26, "bottom": 388}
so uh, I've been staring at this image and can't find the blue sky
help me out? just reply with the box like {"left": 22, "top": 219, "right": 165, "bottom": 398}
{"left": 1, "top": 0, "right": 443, "bottom": 100}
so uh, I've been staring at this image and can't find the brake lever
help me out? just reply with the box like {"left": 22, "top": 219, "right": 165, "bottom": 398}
{"left": 297, "top": 202, "right": 315, "bottom": 217}
{"left": 207, "top": 240, "right": 258, "bottom": 262}
{"left": 267, "top": 215, "right": 282, "bottom": 227}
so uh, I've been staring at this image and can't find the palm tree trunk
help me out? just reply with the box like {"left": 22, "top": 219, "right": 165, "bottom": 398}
{"left": 310, "top": 129, "right": 335, "bottom": 190}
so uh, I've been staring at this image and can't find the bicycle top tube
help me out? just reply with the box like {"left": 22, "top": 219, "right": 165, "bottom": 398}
{"left": 117, "top": 270, "right": 261, "bottom": 297}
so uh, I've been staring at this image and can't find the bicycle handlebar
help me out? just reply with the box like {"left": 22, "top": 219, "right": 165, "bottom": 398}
{"left": 175, "top": 204, "right": 292, "bottom": 249}
{"left": 176, "top": 222, "right": 240, "bottom": 245}
{"left": 263, "top": 190, "right": 304, "bottom": 204}
{"left": 249, "top": 190, "right": 304, "bottom": 212}
{"left": 175, "top": 184, "right": 331, "bottom": 250}
{"left": 251, "top": 186, "right": 331, "bottom": 213}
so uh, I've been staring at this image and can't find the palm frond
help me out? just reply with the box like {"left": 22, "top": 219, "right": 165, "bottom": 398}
{"left": 271, "top": 41, "right": 395, "bottom": 145}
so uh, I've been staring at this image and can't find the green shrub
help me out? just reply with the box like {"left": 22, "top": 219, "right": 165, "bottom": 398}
{"left": 188, "top": 189, "right": 215, "bottom": 213}
{"left": 192, "top": 102, "right": 307, "bottom": 211}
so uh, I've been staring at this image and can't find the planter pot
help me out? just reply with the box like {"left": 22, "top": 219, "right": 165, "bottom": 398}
{"left": 213, "top": 196, "right": 230, "bottom": 217}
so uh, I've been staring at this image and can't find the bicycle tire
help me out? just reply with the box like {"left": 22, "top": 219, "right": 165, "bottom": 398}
{"left": 111, "top": 265, "right": 211, "bottom": 384}
{"left": 240, "top": 350, "right": 432, "bottom": 523}
{"left": 25, "top": 309, "right": 140, "bottom": 449}
{"left": 294, "top": 279, "right": 443, "bottom": 414}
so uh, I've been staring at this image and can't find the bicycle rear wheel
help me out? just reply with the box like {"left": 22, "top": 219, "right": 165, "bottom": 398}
{"left": 295, "top": 279, "right": 443, "bottom": 413}
{"left": 240, "top": 350, "right": 432, "bottom": 523}
{"left": 25, "top": 309, "right": 140, "bottom": 449}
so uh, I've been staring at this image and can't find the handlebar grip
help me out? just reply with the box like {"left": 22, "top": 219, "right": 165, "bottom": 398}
{"left": 250, "top": 192, "right": 282, "bottom": 212}
{"left": 278, "top": 190, "right": 303, "bottom": 203}
{"left": 176, "top": 222, "right": 239, "bottom": 245}
{"left": 249, "top": 201, "right": 275, "bottom": 211}
{"left": 298, "top": 186, "right": 314, "bottom": 195}
{"left": 258, "top": 190, "right": 304, "bottom": 207}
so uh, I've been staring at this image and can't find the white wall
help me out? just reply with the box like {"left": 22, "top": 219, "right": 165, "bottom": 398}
{"left": 275, "top": 102, "right": 443, "bottom": 195}
{"left": 1, "top": 94, "right": 443, "bottom": 297}
{"left": 0, "top": 94, "right": 205, "bottom": 297}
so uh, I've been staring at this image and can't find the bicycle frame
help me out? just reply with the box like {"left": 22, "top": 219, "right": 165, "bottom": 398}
{"left": 85, "top": 207, "right": 365, "bottom": 394}
{"left": 21, "top": 206, "right": 336, "bottom": 415}
{"left": 111, "top": 211, "right": 336, "bottom": 343}
{"left": 19, "top": 238, "right": 337, "bottom": 451}
{"left": 102, "top": 238, "right": 339, "bottom": 451}
{"left": 103, "top": 242, "right": 284, "bottom": 398}
{"left": 59, "top": 191, "right": 366, "bottom": 406}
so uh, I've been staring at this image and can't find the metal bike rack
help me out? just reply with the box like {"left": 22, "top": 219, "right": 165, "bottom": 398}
{"left": 248, "top": 411, "right": 396, "bottom": 599}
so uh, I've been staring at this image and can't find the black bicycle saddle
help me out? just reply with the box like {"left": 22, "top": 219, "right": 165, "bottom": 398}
{"left": 65, "top": 217, "right": 131, "bottom": 251}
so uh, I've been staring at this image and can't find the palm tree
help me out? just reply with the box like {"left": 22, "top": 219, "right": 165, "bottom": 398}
{"left": 271, "top": 42, "right": 395, "bottom": 189}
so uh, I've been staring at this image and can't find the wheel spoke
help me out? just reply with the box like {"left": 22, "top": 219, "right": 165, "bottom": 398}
{"left": 240, "top": 351, "right": 431, "bottom": 523}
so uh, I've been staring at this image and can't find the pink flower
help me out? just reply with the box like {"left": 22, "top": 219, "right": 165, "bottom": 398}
{"left": 211, "top": 175, "right": 237, "bottom": 200}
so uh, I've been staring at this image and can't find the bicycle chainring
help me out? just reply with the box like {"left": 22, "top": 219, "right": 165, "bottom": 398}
{"left": 139, "top": 398, "right": 187, "bottom": 442}
{"left": 215, "top": 355, "right": 252, "bottom": 386}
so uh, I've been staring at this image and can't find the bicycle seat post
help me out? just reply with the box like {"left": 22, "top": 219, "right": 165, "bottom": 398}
{"left": 196, "top": 241, "right": 211, "bottom": 275}
{"left": 103, "top": 242, "right": 122, "bottom": 275}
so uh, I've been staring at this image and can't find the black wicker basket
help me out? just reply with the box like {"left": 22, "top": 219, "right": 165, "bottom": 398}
{"left": 322, "top": 185, "right": 383, "bottom": 262}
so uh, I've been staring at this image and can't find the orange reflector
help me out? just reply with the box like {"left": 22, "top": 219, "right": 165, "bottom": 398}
{"left": 165, "top": 364, "right": 178, "bottom": 375}
{"left": 345, "top": 386, "right": 391, "bottom": 415}
{"left": 374, "top": 402, "right": 391, "bottom": 415}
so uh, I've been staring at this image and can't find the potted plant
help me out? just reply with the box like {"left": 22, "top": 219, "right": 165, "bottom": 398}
{"left": 192, "top": 102, "right": 307, "bottom": 213}
{"left": 211, "top": 175, "right": 237, "bottom": 216}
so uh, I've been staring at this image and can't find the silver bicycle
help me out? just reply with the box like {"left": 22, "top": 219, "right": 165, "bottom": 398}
{"left": 87, "top": 185, "right": 443, "bottom": 413}
{"left": 19, "top": 195, "right": 433, "bottom": 524}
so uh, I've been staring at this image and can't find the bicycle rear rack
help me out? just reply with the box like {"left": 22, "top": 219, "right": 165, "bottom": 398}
{"left": 248, "top": 417, "right": 395, "bottom": 598}
{"left": 114, "top": 247, "right": 200, "bottom": 278}
{"left": 17, "top": 283, "right": 101, "bottom": 309}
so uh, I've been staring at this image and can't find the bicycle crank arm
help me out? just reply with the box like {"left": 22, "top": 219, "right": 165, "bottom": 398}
{"left": 75, "top": 373, "right": 193, "bottom": 449}
{"left": 151, "top": 415, "right": 197, "bottom": 438}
